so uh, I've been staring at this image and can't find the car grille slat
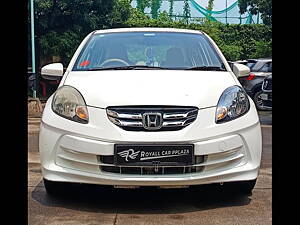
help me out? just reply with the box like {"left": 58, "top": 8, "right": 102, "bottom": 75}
{"left": 107, "top": 109, "right": 143, "bottom": 120}
{"left": 108, "top": 117, "right": 144, "bottom": 127}
{"left": 163, "top": 109, "right": 198, "bottom": 119}
{"left": 106, "top": 106, "right": 198, "bottom": 131}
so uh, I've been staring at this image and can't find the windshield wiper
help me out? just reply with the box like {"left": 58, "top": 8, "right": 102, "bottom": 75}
{"left": 88, "top": 65, "right": 226, "bottom": 71}
{"left": 185, "top": 66, "right": 226, "bottom": 71}
{"left": 88, "top": 65, "right": 170, "bottom": 71}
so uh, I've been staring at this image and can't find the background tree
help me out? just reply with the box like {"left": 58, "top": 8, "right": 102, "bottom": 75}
{"left": 150, "top": 0, "right": 162, "bottom": 19}
{"left": 207, "top": 0, "right": 214, "bottom": 11}
{"left": 182, "top": 0, "right": 191, "bottom": 24}
{"left": 110, "top": 0, "right": 132, "bottom": 27}
{"left": 205, "top": 0, "right": 214, "bottom": 23}
{"left": 168, "top": 0, "right": 174, "bottom": 17}
{"left": 136, "top": 0, "right": 150, "bottom": 13}
{"left": 238, "top": 0, "right": 272, "bottom": 25}
{"left": 30, "top": 0, "right": 131, "bottom": 67}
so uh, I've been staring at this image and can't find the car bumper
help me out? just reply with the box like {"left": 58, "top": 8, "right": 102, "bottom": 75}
{"left": 39, "top": 97, "right": 262, "bottom": 187}
{"left": 42, "top": 163, "right": 260, "bottom": 187}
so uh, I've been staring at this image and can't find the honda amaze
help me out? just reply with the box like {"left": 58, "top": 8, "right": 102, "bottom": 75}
{"left": 39, "top": 28, "right": 262, "bottom": 195}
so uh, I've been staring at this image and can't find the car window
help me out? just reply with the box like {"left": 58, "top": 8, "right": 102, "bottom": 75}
{"left": 246, "top": 62, "right": 256, "bottom": 70}
{"left": 72, "top": 32, "right": 225, "bottom": 71}
{"left": 259, "top": 62, "right": 272, "bottom": 72}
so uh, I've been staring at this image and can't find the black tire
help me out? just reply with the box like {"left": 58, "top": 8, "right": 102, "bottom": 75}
{"left": 43, "top": 178, "right": 68, "bottom": 196}
{"left": 253, "top": 90, "right": 267, "bottom": 111}
{"left": 228, "top": 179, "right": 257, "bottom": 195}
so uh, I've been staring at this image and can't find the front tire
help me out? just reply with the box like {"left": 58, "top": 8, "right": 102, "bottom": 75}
{"left": 253, "top": 90, "right": 266, "bottom": 111}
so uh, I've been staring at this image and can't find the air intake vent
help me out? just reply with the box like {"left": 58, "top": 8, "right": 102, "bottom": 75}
{"left": 106, "top": 106, "right": 198, "bottom": 131}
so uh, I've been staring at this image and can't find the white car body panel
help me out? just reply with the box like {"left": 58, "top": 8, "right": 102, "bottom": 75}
{"left": 64, "top": 70, "right": 237, "bottom": 108}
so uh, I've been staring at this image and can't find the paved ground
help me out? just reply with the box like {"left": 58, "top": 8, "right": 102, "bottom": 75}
{"left": 28, "top": 111, "right": 272, "bottom": 225}
{"left": 257, "top": 111, "right": 272, "bottom": 126}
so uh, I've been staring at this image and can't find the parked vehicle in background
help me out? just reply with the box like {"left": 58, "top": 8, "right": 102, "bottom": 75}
{"left": 260, "top": 74, "right": 272, "bottom": 109}
{"left": 28, "top": 71, "right": 35, "bottom": 96}
{"left": 233, "top": 60, "right": 248, "bottom": 65}
{"left": 28, "top": 67, "right": 61, "bottom": 99}
{"left": 237, "top": 58, "right": 272, "bottom": 110}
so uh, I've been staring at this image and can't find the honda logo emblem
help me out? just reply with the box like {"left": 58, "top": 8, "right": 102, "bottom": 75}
{"left": 142, "top": 112, "right": 163, "bottom": 130}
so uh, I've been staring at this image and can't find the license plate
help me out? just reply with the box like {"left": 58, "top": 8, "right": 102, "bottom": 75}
{"left": 114, "top": 144, "right": 194, "bottom": 166}
{"left": 260, "top": 93, "right": 269, "bottom": 100}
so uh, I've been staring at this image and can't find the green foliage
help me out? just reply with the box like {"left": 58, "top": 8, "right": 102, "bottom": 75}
{"left": 125, "top": 8, "right": 175, "bottom": 27}
{"left": 32, "top": 0, "right": 272, "bottom": 66}
{"left": 169, "top": 0, "right": 174, "bottom": 16}
{"left": 157, "top": 11, "right": 173, "bottom": 23}
{"left": 218, "top": 44, "right": 242, "bottom": 61}
{"left": 207, "top": 0, "right": 214, "bottom": 12}
{"left": 182, "top": 0, "right": 191, "bottom": 24}
{"left": 249, "top": 40, "right": 272, "bottom": 59}
{"left": 38, "top": 30, "right": 82, "bottom": 65}
{"left": 136, "top": 0, "right": 150, "bottom": 13}
{"left": 125, "top": 15, "right": 272, "bottom": 61}
{"left": 125, "top": 8, "right": 151, "bottom": 27}
{"left": 110, "top": 0, "right": 132, "bottom": 27}
{"left": 32, "top": 0, "right": 131, "bottom": 67}
{"left": 151, "top": 0, "right": 162, "bottom": 19}
{"left": 238, "top": 0, "right": 272, "bottom": 25}
{"left": 205, "top": 0, "right": 214, "bottom": 23}
{"left": 217, "top": 24, "right": 272, "bottom": 60}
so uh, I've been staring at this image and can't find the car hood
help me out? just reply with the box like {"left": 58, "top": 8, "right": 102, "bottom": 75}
{"left": 63, "top": 70, "right": 237, "bottom": 108}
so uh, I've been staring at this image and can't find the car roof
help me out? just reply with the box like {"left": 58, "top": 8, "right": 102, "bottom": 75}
{"left": 247, "top": 58, "right": 272, "bottom": 62}
{"left": 93, "top": 27, "right": 204, "bottom": 35}
{"left": 234, "top": 60, "right": 248, "bottom": 63}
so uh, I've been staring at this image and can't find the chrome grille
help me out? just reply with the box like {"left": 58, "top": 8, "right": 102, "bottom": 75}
{"left": 106, "top": 106, "right": 198, "bottom": 131}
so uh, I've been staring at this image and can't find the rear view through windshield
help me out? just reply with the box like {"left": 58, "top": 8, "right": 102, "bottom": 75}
{"left": 73, "top": 32, "right": 225, "bottom": 71}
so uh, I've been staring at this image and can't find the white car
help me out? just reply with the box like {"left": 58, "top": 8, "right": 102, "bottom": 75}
{"left": 39, "top": 28, "right": 262, "bottom": 195}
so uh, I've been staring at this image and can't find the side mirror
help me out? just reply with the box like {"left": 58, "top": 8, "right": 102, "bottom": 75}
{"left": 232, "top": 63, "right": 250, "bottom": 77}
{"left": 41, "top": 63, "right": 64, "bottom": 80}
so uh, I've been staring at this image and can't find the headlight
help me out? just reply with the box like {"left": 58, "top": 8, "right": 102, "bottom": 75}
{"left": 52, "top": 86, "right": 89, "bottom": 123}
{"left": 216, "top": 85, "right": 250, "bottom": 123}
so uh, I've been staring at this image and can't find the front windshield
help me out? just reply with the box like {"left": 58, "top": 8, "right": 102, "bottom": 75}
{"left": 72, "top": 32, "right": 225, "bottom": 71}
